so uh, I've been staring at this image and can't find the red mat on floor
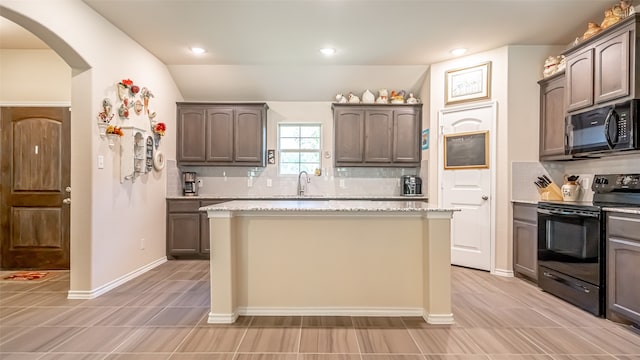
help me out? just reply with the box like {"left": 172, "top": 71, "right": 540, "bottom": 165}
{"left": 2, "top": 271, "right": 49, "bottom": 280}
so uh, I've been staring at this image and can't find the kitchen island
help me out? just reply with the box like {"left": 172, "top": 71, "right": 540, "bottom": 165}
{"left": 201, "top": 200, "right": 458, "bottom": 324}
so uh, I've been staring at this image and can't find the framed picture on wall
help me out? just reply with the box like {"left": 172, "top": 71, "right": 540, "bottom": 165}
{"left": 445, "top": 61, "right": 491, "bottom": 105}
{"left": 444, "top": 130, "right": 489, "bottom": 170}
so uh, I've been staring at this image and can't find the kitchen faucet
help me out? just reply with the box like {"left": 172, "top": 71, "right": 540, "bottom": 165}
{"left": 297, "top": 170, "right": 310, "bottom": 196}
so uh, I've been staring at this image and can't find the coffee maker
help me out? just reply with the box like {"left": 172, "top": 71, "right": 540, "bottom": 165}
{"left": 183, "top": 172, "right": 198, "bottom": 196}
{"left": 401, "top": 175, "right": 422, "bottom": 196}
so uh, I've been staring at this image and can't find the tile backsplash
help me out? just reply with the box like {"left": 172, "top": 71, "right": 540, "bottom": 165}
{"left": 167, "top": 161, "right": 421, "bottom": 197}
{"left": 512, "top": 153, "right": 640, "bottom": 203}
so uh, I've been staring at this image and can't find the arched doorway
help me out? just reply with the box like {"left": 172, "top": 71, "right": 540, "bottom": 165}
{"left": 1, "top": 6, "right": 93, "bottom": 294}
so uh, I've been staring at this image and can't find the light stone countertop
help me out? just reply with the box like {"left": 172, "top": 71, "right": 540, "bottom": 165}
{"left": 603, "top": 207, "right": 640, "bottom": 215}
{"left": 511, "top": 199, "right": 538, "bottom": 205}
{"left": 169, "top": 194, "right": 428, "bottom": 201}
{"left": 200, "top": 200, "right": 455, "bottom": 213}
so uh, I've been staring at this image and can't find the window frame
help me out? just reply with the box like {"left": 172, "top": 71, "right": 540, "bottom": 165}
{"left": 277, "top": 123, "right": 322, "bottom": 176}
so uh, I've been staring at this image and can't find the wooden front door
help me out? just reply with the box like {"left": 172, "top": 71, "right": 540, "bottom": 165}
{"left": 0, "top": 107, "right": 71, "bottom": 269}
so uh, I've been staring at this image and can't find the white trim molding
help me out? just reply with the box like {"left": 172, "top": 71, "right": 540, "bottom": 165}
{"left": 208, "top": 311, "right": 240, "bottom": 324}
{"left": 423, "top": 313, "right": 455, "bottom": 325}
{"left": 492, "top": 268, "right": 515, "bottom": 277}
{"left": 67, "top": 257, "right": 167, "bottom": 299}
{"left": 236, "top": 307, "right": 424, "bottom": 317}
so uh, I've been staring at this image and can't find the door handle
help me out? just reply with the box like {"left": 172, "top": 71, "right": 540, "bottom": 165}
{"left": 482, "top": 195, "right": 489, "bottom": 200}
{"left": 62, "top": 198, "right": 71, "bottom": 205}
{"left": 65, "top": 186, "right": 71, "bottom": 193}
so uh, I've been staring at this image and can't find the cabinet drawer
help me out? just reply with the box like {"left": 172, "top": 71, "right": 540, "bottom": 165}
{"left": 513, "top": 203, "right": 537, "bottom": 222}
{"left": 607, "top": 212, "right": 640, "bottom": 242}
{"left": 167, "top": 200, "right": 200, "bottom": 213}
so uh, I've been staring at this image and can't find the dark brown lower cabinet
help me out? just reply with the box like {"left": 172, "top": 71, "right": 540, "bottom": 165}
{"left": 513, "top": 203, "right": 538, "bottom": 283}
{"left": 167, "top": 199, "right": 227, "bottom": 259}
{"left": 607, "top": 211, "right": 640, "bottom": 325}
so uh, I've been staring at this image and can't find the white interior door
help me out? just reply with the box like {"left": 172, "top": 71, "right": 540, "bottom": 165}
{"left": 439, "top": 102, "right": 496, "bottom": 271}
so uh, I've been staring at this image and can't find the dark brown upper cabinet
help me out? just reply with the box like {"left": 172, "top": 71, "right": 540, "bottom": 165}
{"left": 333, "top": 103, "right": 422, "bottom": 167}
{"left": 538, "top": 71, "right": 568, "bottom": 160}
{"left": 177, "top": 103, "right": 268, "bottom": 166}
{"left": 564, "top": 14, "right": 637, "bottom": 113}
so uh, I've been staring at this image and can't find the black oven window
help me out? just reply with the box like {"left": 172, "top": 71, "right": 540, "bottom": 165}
{"left": 546, "top": 220, "right": 598, "bottom": 259}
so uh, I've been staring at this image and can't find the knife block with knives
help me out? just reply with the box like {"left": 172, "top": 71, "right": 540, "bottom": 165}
{"left": 534, "top": 175, "right": 563, "bottom": 201}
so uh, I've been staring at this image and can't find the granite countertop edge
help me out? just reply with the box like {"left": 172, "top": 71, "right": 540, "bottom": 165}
{"left": 602, "top": 207, "right": 640, "bottom": 215}
{"left": 168, "top": 195, "right": 428, "bottom": 201}
{"left": 511, "top": 199, "right": 538, "bottom": 205}
{"left": 200, "top": 200, "right": 456, "bottom": 213}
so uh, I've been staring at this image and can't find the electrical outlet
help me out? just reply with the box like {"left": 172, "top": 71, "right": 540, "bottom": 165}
{"left": 267, "top": 178, "right": 272, "bottom": 187}
{"left": 339, "top": 179, "right": 345, "bottom": 188}
{"left": 97, "top": 155, "right": 104, "bottom": 169}
{"left": 140, "top": 238, "right": 145, "bottom": 250}
{"left": 247, "top": 177, "right": 253, "bottom": 187}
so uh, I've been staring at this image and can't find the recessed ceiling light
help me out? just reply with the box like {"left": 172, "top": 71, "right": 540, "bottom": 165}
{"left": 320, "top": 48, "right": 336, "bottom": 56}
{"left": 190, "top": 47, "right": 206, "bottom": 55}
{"left": 451, "top": 48, "right": 467, "bottom": 56}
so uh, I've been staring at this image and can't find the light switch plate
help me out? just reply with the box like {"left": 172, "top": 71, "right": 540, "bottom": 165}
{"left": 97, "top": 155, "right": 104, "bottom": 169}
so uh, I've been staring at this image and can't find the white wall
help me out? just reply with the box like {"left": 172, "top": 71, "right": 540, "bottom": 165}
{"left": 1, "top": 1, "right": 182, "bottom": 295}
{"left": 428, "top": 45, "right": 563, "bottom": 275}
{"left": 0, "top": 49, "right": 71, "bottom": 105}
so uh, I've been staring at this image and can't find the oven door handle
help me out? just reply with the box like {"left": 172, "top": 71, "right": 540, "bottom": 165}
{"left": 543, "top": 271, "right": 591, "bottom": 294}
{"left": 537, "top": 208, "right": 599, "bottom": 218}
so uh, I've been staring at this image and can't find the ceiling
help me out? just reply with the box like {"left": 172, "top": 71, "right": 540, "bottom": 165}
{"left": 0, "top": 0, "right": 622, "bottom": 101}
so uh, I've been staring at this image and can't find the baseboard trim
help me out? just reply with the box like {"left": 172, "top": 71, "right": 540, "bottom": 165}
{"left": 423, "top": 313, "right": 455, "bottom": 325}
{"left": 208, "top": 311, "right": 240, "bottom": 324}
{"left": 492, "top": 268, "right": 514, "bottom": 277}
{"left": 67, "top": 256, "right": 167, "bottom": 299}
{"left": 237, "top": 307, "right": 424, "bottom": 317}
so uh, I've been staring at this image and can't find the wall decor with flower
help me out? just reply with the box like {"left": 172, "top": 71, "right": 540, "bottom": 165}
{"left": 96, "top": 77, "right": 167, "bottom": 173}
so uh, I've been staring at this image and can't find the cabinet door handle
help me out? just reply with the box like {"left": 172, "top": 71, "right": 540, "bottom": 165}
{"left": 543, "top": 271, "right": 591, "bottom": 293}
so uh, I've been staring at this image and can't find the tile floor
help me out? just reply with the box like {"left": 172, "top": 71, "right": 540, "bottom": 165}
{"left": 1, "top": 260, "right": 639, "bottom": 359}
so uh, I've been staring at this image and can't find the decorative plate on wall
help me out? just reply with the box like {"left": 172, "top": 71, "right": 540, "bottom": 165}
{"left": 153, "top": 150, "right": 165, "bottom": 171}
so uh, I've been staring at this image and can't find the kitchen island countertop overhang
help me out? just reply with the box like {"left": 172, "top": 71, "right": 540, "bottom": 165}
{"left": 200, "top": 200, "right": 459, "bottom": 324}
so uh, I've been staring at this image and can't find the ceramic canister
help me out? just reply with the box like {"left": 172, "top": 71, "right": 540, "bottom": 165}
{"left": 561, "top": 182, "right": 581, "bottom": 201}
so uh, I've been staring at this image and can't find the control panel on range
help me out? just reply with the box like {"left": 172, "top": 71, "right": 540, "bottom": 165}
{"left": 592, "top": 174, "right": 640, "bottom": 192}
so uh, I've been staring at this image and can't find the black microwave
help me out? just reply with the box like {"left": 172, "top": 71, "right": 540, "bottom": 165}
{"left": 566, "top": 99, "right": 639, "bottom": 156}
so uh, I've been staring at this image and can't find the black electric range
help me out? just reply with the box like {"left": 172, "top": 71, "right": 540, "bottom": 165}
{"left": 537, "top": 174, "right": 640, "bottom": 316}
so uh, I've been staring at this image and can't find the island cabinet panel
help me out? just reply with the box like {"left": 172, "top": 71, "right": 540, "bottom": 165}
{"left": 539, "top": 72, "right": 567, "bottom": 160}
{"left": 606, "top": 212, "right": 640, "bottom": 325}
{"left": 333, "top": 104, "right": 422, "bottom": 167}
{"left": 177, "top": 107, "right": 207, "bottom": 162}
{"left": 177, "top": 103, "right": 268, "bottom": 166}
{"left": 564, "top": 15, "right": 638, "bottom": 114}
{"left": 513, "top": 203, "right": 538, "bottom": 283}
